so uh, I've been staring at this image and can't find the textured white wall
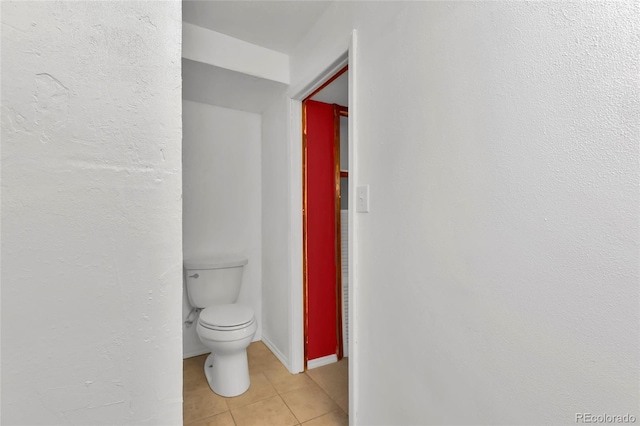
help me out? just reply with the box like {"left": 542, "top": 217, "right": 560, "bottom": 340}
{"left": 182, "top": 100, "right": 262, "bottom": 357}
{"left": 1, "top": 2, "right": 183, "bottom": 425}
{"left": 264, "top": 2, "right": 640, "bottom": 424}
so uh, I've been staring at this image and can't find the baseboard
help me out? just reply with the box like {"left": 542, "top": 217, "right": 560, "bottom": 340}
{"left": 261, "top": 335, "right": 292, "bottom": 372}
{"left": 183, "top": 348, "right": 210, "bottom": 359}
{"left": 307, "top": 354, "right": 338, "bottom": 370}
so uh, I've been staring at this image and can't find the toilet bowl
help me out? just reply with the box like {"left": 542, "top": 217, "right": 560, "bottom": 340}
{"left": 184, "top": 255, "right": 256, "bottom": 397}
{"left": 196, "top": 303, "right": 257, "bottom": 397}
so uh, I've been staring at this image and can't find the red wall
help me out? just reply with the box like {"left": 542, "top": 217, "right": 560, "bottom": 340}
{"left": 305, "top": 100, "right": 337, "bottom": 360}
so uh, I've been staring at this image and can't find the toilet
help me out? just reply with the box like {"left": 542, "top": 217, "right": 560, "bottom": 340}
{"left": 184, "top": 255, "right": 257, "bottom": 397}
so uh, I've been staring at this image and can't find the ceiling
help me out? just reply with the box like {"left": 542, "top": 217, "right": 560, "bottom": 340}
{"left": 311, "top": 70, "right": 348, "bottom": 107}
{"left": 182, "top": 1, "right": 334, "bottom": 54}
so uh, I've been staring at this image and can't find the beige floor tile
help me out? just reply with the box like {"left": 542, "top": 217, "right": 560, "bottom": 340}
{"left": 247, "top": 341, "right": 277, "bottom": 363}
{"left": 183, "top": 386, "right": 229, "bottom": 425}
{"left": 185, "top": 344, "right": 350, "bottom": 426}
{"left": 184, "top": 353, "right": 209, "bottom": 369}
{"left": 306, "top": 359, "right": 348, "bottom": 389}
{"left": 329, "top": 387, "right": 348, "bottom": 414}
{"left": 247, "top": 343, "right": 283, "bottom": 374}
{"left": 281, "top": 383, "right": 339, "bottom": 423}
{"left": 184, "top": 354, "right": 212, "bottom": 394}
{"left": 187, "top": 411, "right": 236, "bottom": 426}
{"left": 306, "top": 359, "right": 349, "bottom": 414}
{"left": 232, "top": 395, "right": 298, "bottom": 426}
{"left": 263, "top": 364, "right": 315, "bottom": 394}
{"left": 246, "top": 341, "right": 270, "bottom": 356}
{"left": 302, "top": 410, "right": 349, "bottom": 426}
{"left": 224, "top": 372, "right": 278, "bottom": 410}
{"left": 248, "top": 358, "right": 283, "bottom": 375}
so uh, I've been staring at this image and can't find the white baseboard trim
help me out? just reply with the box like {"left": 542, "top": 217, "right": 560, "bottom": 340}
{"left": 183, "top": 348, "right": 210, "bottom": 359}
{"left": 307, "top": 354, "right": 338, "bottom": 370}
{"left": 261, "top": 335, "right": 292, "bottom": 373}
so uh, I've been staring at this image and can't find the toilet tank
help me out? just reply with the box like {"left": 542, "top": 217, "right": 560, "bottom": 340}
{"left": 184, "top": 255, "right": 248, "bottom": 308}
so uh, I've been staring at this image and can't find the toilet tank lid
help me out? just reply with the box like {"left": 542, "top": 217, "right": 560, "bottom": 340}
{"left": 184, "top": 255, "right": 248, "bottom": 270}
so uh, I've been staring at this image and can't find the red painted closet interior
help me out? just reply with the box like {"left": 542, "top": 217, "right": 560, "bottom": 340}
{"left": 305, "top": 99, "right": 338, "bottom": 360}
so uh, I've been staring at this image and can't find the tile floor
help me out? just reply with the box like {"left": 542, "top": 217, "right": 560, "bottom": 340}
{"left": 183, "top": 342, "right": 349, "bottom": 426}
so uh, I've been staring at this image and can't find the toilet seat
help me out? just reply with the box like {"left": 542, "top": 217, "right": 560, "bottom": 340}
{"left": 199, "top": 304, "right": 255, "bottom": 331}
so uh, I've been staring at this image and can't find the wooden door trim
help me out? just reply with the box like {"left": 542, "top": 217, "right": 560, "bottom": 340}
{"left": 334, "top": 105, "right": 348, "bottom": 360}
{"left": 302, "top": 99, "right": 309, "bottom": 371}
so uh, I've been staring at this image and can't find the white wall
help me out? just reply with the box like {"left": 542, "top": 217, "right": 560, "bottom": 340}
{"left": 262, "top": 2, "right": 640, "bottom": 424}
{"left": 182, "top": 58, "right": 288, "bottom": 114}
{"left": 182, "top": 100, "right": 262, "bottom": 357}
{"left": 260, "top": 93, "right": 293, "bottom": 365}
{"left": 183, "top": 23, "right": 289, "bottom": 84}
{"left": 1, "top": 2, "right": 183, "bottom": 425}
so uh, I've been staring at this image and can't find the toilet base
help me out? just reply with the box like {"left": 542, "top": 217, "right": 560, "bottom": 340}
{"left": 203, "top": 351, "right": 250, "bottom": 397}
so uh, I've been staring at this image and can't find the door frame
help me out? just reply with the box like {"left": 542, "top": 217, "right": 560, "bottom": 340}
{"left": 334, "top": 105, "right": 348, "bottom": 360}
{"left": 286, "top": 30, "right": 358, "bottom": 420}
{"left": 302, "top": 68, "right": 348, "bottom": 369}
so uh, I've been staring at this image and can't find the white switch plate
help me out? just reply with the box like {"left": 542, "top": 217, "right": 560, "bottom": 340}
{"left": 356, "top": 185, "right": 370, "bottom": 213}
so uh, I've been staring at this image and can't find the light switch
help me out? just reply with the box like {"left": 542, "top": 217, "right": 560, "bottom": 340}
{"left": 356, "top": 185, "right": 370, "bottom": 213}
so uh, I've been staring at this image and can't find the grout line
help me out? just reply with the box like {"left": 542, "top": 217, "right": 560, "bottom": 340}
{"left": 301, "top": 410, "right": 331, "bottom": 424}
{"left": 260, "top": 368, "right": 281, "bottom": 393}
{"left": 303, "top": 409, "right": 348, "bottom": 424}
{"left": 224, "top": 372, "right": 276, "bottom": 410}
{"left": 228, "top": 407, "right": 238, "bottom": 426}
{"left": 323, "top": 388, "right": 345, "bottom": 414}
{"left": 186, "top": 410, "right": 235, "bottom": 426}
{"left": 285, "top": 379, "right": 343, "bottom": 424}
{"left": 305, "top": 370, "right": 349, "bottom": 416}
{"left": 279, "top": 393, "right": 304, "bottom": 424}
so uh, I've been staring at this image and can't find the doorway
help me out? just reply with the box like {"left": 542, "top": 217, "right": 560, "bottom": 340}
{"left": 287, "top": 33, "right": 357, "bottom": 419}
{"left": 302, "top": 66, "right": 349, "bottom": 369}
